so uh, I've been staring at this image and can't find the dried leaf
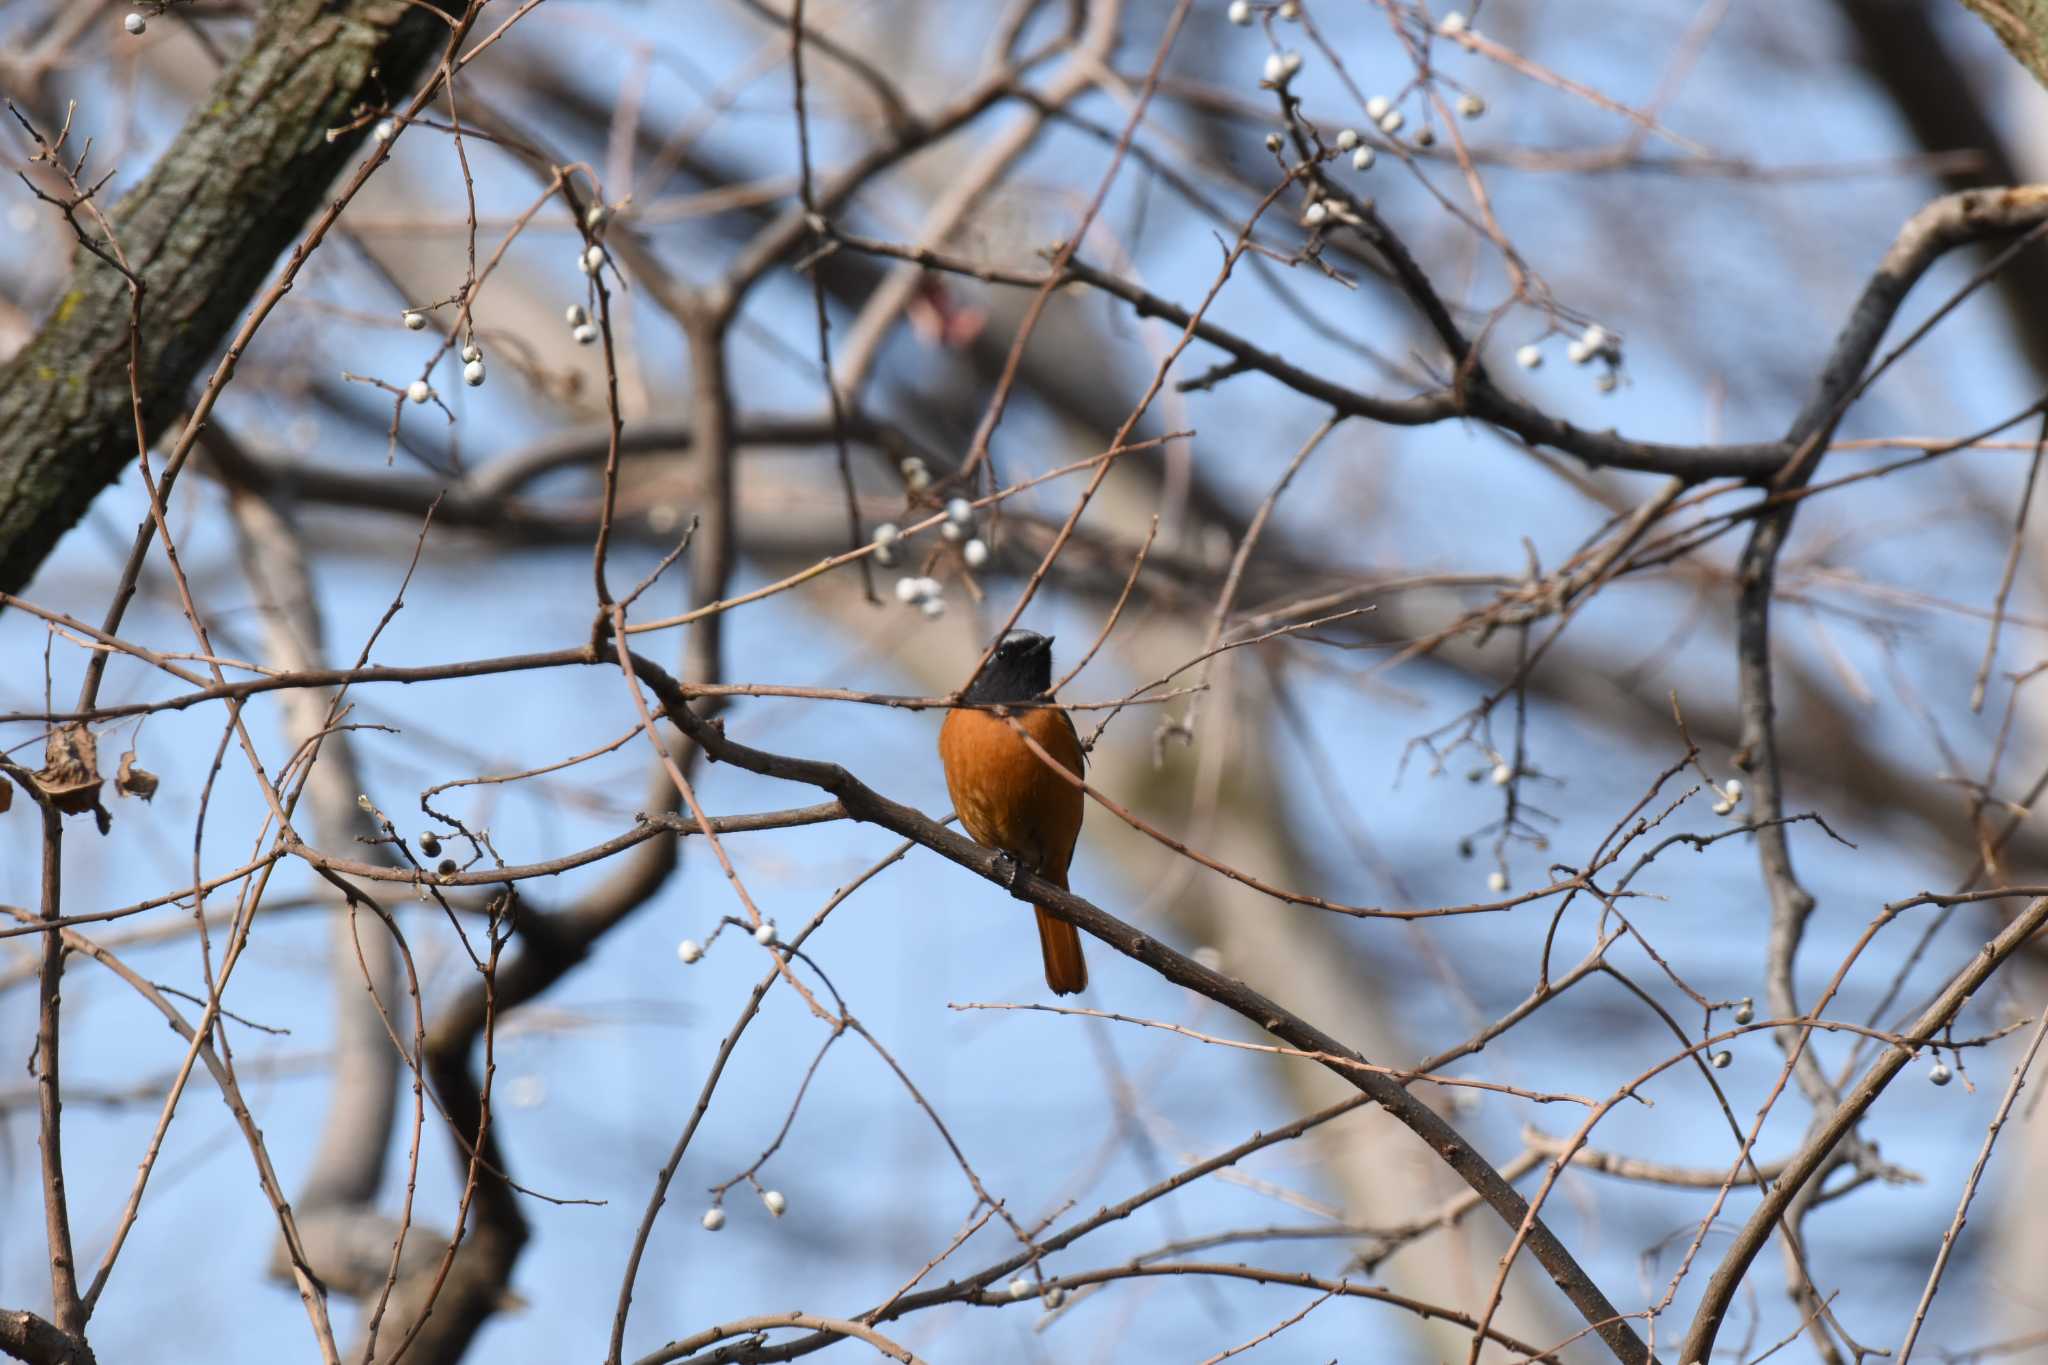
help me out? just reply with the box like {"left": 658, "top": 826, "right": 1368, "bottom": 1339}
{"left": 116, "top": 749, "right": 159, "bottom": 802}
{"left": 36, "top": 724, "right": 102, "bottom": 816}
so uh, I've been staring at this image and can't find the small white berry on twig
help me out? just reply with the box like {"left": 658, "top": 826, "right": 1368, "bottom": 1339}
{"left": 753, "top": 920, "right": 777, "bottom": 945}
{"left": 406, "top": 380, "right": 431, "bottom": 405}
{"left": 676, "top": 939, "right": 703, "bottom": 964}
{"left": 123, "top": 12, "right": 146, "bottom": 35}
{"left": 402, "top": 310, "right": 426, "bottom": 331}
{"left": 963, "top": 537, "right": 989, "bottom": 568}
{"left": 701, "top": 1207, "right": 726, "bottom": 1231}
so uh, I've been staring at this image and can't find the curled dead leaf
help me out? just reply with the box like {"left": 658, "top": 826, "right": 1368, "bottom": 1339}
{"left": 35, "top": 724, "right": 111, "bottom": 832}
{"left": 116, "top": 749, "right": 159, "bottom": 801}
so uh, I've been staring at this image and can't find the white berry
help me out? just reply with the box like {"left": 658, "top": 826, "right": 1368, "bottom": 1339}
{"left": 941, "top": 520, "right": 966, "bottom": 542}
{"left": 565, "top": 303, "right": 588, "bottom": 327}
{"left": 1711, "top": 1050, "right": 1731, "bottom": 1070}
{"left": 1378, "top": 109, "right": 1405, "bottom": 134}
{"left": 1581, "top": 323, "right": 1610, "bottom": 351}
{"left": 895, "top": 576, "right": 924, "bottom": 604}
{"left": 1044, "top": 1287, "right": 1066, "bottom": 1309}
{"left": 753, "top": 921, "right": 776, "bottom": 945}
{"left": 460, "top": 343, "right": 481, "bottom": 363}
{"left": 1227, "top": 0, "right": 1251, "bottom": 22}
{"left": 1459, "top": 93, "right": 1485, "bottom": 118}
{"left": 573, "top": 322, "right": 598, "bottom": 345}
{"left": 1278, "top": 0, "right": 1299, "bottom": 17}
{"left": 1304, "top": 201, "right": 1328, "bottom": 225}
{"left": 580, "top": 243, "right": 605, "bottom": 274}
{"left": 1263, "top": 132, "right": 1284, "bottom": 152}
{"left": 1733, "top": 999, "right": 1753, "bottom": 1025}
{"left": 406, "top": 380, "right": 431, "bottom": 405}
{"left": 872, "top": 522, "right": 901, "bottom": 547}
{"left": 945, "top": 497, "right": 974, "bottom": 526}
{"left": 463, "top": 360, "right": 485, "bottom": 387}
{"left": 373, "top": 119, "right": 396, "bottom": 144}
{"left": 1336, "top": 128, "right": 1360, "bottom": 151}
{"left": 1365, "top": 95, "right": 1391, "bottom": 120}
{"left": 1929, "top": 1061, "right": 1952, "bottom": 1086}
{"left": 701, "top": 1207, "right": 726, "bottom": 1231}
{"left": 963, "top": 537, "right": 989, "bottom": 568}
{"left": 920, "top": 595, "right": 946, "bottom": 618}
{"left": 123, "top": 12, "right": 146, "bottom": 34}
{"left": 1263, "top": 52, "right": 1286, "bottom": 82}
{"left": 1724, "top": 779, "right": 1743, "bottom": 802}
{"left": 1712, "top": 799, "right": 1734, "bottom": 816}
{"left": 585, "top": 202, "right": 608, "bottom": 229}
{"left": 873, "top": 543, "right": 896, "bottom": 567}
{"left": 402, "top": 310, "right": 425, "bottom": 331}
{"left": 1490, "top": 762, "right": 1512, "bottom": 786}
{"left": 762, "top": 1189, "right": 787, "bottom": 1217}
{"left": 1566, "top": 339, "right": 1593, "bottom": 365}
{"left": 1515, "top": 344, "right": 1542, "bottom": 369}
{"left": 676, "top": 938, "right": 703, "bottom": 964}
{"left": 1281, "top": 50, "right": 1302, "bottom": 76}
{"left": 1008, "top": 1278, "right": 1030, "bottom": 1300}
{"left": 1442, "top": 11, "right": 1468, "bottom": 33}
{"left": 1351, "top": 146, "right": 1375, "bottom": 171}
{"left": 1486, "top": 870, "right": 1508, "bottom": 893}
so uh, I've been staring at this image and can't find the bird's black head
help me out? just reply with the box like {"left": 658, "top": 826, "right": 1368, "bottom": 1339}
{"left": 963, "top": 630, "right": 1055, "bottom": 705}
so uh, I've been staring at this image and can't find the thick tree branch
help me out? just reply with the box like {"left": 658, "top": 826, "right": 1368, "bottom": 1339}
{"left": 0, "top": 0, "right": 463, "bottom": 593}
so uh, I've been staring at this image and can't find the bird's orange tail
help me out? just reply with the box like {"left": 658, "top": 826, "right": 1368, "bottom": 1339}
{"left": 1034, "top": 906, "right": 1087, "bottom": 995}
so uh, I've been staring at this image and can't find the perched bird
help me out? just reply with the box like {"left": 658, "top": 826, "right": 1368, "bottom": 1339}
{"left": 937, "top": 630, "right": 1088, "bottom": 994}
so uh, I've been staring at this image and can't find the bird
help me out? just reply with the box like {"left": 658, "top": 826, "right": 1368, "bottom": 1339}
{"left": 937, "top": 629, "right": 1088, "bottom": 995}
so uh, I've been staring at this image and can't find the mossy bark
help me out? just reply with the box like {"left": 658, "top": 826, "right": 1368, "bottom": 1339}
{"left": 0, "top": 0, "right": 458, "bottom": 594}
{"left": 1959, "top": 0, "right": 2048, "bottom": 90}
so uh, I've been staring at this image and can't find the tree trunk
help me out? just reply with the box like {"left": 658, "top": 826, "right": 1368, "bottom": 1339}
{"left": 0, "top": 0, "right": 457, "bottom": 594}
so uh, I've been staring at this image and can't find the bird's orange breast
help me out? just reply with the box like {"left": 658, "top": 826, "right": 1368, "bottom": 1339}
{"left": 937, "top": 705, "right": 1085, "bottom": 879}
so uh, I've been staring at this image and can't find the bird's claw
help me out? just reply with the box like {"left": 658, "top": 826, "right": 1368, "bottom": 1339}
{"left": 993, "top": 850, "right": 1024, "bottom": 891}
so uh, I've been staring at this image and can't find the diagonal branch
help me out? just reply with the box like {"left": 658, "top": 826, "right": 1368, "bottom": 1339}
{"left": 620, "top": 649, "right": 1655, "bottom": 1365}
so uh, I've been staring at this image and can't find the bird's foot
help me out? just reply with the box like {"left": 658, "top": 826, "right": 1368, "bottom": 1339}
{"left": 993, "top": 850, "right": 1025, "bottom": 891}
